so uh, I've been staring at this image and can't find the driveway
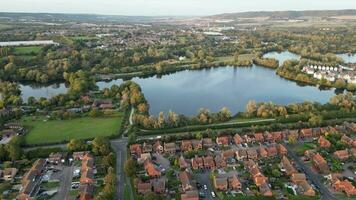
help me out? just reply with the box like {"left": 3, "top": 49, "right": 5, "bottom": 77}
{"left": 194, "top": 171, "right": 215, "bottom": 200}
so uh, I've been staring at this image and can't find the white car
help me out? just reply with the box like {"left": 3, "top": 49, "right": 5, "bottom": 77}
{"left": 211, "top": 191, "right": 216, "bottom": 198}
{"left": 203, "top": 185, "right": 207, "bottom": 190}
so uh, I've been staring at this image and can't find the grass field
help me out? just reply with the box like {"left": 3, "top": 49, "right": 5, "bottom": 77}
{"left": 13, "top": 46, "right": 42, "bottom": 55}
{"left": 22, "top": 113, "right": 123, "bottom": 145}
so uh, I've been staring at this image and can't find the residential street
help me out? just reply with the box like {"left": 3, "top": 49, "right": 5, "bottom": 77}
{"left": 53, "top": 165, "right": 74, "bottom": 200}
{"left": 111, "top": 137, "right": 132, "bottom": 200}
{"left": 285, "top": 144, "right": 338, "bottom": 200}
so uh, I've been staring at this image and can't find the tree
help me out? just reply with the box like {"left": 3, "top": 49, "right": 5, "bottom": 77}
{"left": 308, "top": 114, "right": 322, "bottom": 126}
{"left": 67, "top": 139, "right": 87, "bottom": 152}
{"left": 5, "top": 136, "right": 23, "bottom": 161}
{"left": 92, "top": 137, "right": 111, "bottom": 156}
{"left": 124, "top": 158, "right": 137, "bottom": 177}
{"left": 246, "top": 100, "right": 257, "bottom": 115}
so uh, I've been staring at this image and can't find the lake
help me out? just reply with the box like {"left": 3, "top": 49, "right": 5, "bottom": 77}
{"left": 20, "top": 65, "right": 336, "bottom": 116}
{"left": 337, "top": 53, "right": 356, "bottom": 63}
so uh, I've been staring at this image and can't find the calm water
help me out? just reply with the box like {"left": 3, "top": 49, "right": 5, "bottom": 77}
{"left": 19, "top": 50, "right": 336, "bottom": 116}
{"left": 96, "top": 65, "right": 335, "bottom": 115}
{"left": 263, "top": 51, "right": 300, "bottom": 65}
{"left": 337, "top": 54, "right": 356, "bottom": 63}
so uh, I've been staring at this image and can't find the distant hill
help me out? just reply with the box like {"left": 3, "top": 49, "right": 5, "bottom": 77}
{"left": 209, "top": 9, "right": 356, "bottom": 20}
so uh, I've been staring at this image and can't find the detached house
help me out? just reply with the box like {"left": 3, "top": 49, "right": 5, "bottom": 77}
{"left": 164, "top": 142, "right": 177, "bottom": 154}
{"left": 278, "top": 144, "right": 287, "bottom": 155}
{"left": 246, "top": 149, "right": 258, "bottom": 160}
{"left": 144, "top": 160, "right": 161, "bottom": 178}
{"left": 181, "top": 190, "right": 199, "bottom": 200}
{"left": 318, "top": 136, "right": 331, "bottom": 148}
{"left": 216, "top": 136, "right": 229, "bottom": 146}
{"left": 333, "top": 150, "right": 350, "bottom": 161}
{"left": 312, "top": 153, "right": 329, "bottom": 173}
{"left": 280, "top": 156, "right": 297, "bottom": 176}
{"left": 202, "top": 138, "right": 214, "bottom": 148}
{"left": 191, "top": 156, "right": 204, "bottom": 170}
{"left": 137, "top": 182, "right": 152, "bottom": 195}
{"left": 203, "top": 156, "right": 215, "bottom": 169}
{"left": 180, "top": 171, "right": 196, "bottom": 191}
{"left": 300, "top": 128, "right": 313, "bottom": 138}
{"left": 259, "top": 146, "right": 268, "bottom": 158}
{"left": 234, "top": 134, "right": 243, "bottom": 145}
{"left": 181, "top": 140, "right": 193, "bottom": 152}
{"left": 267, "top": 146, "right": 278, "bottom": 157}
{"left": 254, "top": 133, "right": 264, "bottom": 143}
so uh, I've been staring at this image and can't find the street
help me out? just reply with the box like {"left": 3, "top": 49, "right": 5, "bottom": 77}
{"left": 111, "top": 137, "right": 132, "bottom": 200}
{"left": 53, "top": 165, "right": 74, "bottom": 200}
{"left": 285, "top": 144, "right": 338, "bottom": 200}
{"left": 194, "top": 171, "right": 215, "bottom": 200}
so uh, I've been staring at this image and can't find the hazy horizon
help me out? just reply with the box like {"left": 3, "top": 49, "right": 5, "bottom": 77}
{"left": 0, "top": 0, "right": 355, "bottom": 16}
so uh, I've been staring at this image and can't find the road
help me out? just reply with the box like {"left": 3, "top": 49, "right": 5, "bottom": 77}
{"left": 285, "top": 144, "right": 338, "bottom": 200}
{"left": 111, "top": 137, "right": 133, "bottom": 200}
{"left": 53, "top": 165, "right": 74, "bottom": 200}
{"left": 194, "top": 171, "right": 214, "bottom": 200}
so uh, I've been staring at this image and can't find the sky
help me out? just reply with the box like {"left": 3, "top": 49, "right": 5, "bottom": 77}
{"left": 0, "top": 0, "right": 355, "bottom": 16}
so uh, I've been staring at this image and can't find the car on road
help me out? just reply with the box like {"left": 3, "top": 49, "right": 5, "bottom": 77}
{"left": 211, "top": 191, "right": 216, "bottom": 198}
{"left": 203, "top": 185, "right": 207, "bottom": 190}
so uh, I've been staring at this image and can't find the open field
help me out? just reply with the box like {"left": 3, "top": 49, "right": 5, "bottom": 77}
{"left": 13, "top": 46, "right": 42, "bottom": 55}
{"left": 23, "top": 113, "right": 124, "bottom": 145}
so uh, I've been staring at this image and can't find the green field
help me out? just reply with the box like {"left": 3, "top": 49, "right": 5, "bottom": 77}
{"left": 22, "top": 113, "right": 123, "bottom": 145}
{"left": 13, "top": 46, "right": 42, "bottom": 55}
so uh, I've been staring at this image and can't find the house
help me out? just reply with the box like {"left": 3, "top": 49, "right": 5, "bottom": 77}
{"left": 80, "top": 157, "right": 95, "bottom": 184}
{"left": 272, "top": 131, "right": 283, "bottom": 142}
{"left": 216, "top": 136, "right": 229, "bottom": 146}
{"left": 341, "top": 134, "right": 353, "bottom": 146}
{"left": 332, "top": 178, "right": 356, "bottom": 197}
{"left": 280, "top": 156, "right": 297, "bottom": 176}
{"left": 180, "top": 171, "right": 196, "bottom": 191}
{"left": 351, "top": 148, "right": 356, "bottom": 157}
{"left": 333, "top": 150, "right": 350, "bottom": 160}
{"left": 278, "top": 144, "right": 288, "bottom": 155}
{"left": 181, "top": 140, "right": 193, "bottom": 152}
{"left": 236, "top": 149, "right": 247, "bottom": 161}
{"left": 137, "top": 182, "right": 152, "bottom": 195}
{"left": 213, "top": 176, "right": 228, "bottom": 191}
{"left": 246, "top": 149, "right": 258, "bottom": 160}
{"left": 234, "top": 134, "right": 243, "bottom": 145}
{"left": 191, "top": 156, "right": 204, "bottom": 170}
{"left": 181, "top": 190, "right": 199, "bottom": 200}
{"left": 228, "top": 174, "right": 242, "bottom": 190}
{"left": 20, "top": 159, "right": 47, "bottom": 198}
{"left": 179, "top": 155, "right": 190, "bottom": 169}
{"left": 259, "top": 146, "right": 268, "bottom": 158}
{"left": 138, "top": 153, "right": 151, "bottom": 163}
{"left": 203, "top": 156, "right": 215, "bottom": 169}
{"left": 202, "top": 138, "right": 214, "bottom": 148}
{"left": 3, "top": 168, "right": 18, "bottom": 182}
{"left": 259, "top": 183, "right": 273, "bottom": 196}
{"left": 144, "top": 160, "right": 161, "bottom": 177}
{"left": 318, "top": 136, "right": 331, "bottom": 148}
{"left": 291, "top": 173, "right": 307, "bottom": 184}
{"left": 48, "top": 152, "right": 63, "bottom": 164}
{"left": 253, "top": 175, "right": 268, "bottom": 187}
{"left": 250, "top": 165, "right": 262, "bottom": 178}
{"left": 215, "top": 155, "right": 227, "bottom": 168}
{"left": 191, "top": 140, "right": 202, "bottom": 150}
{"left": 151, "top": 178, "right": 165, "bottom": 193}
{"left": 264, "top": 132, "right": 274, "bottom": 143}
{"left": 312, "top": 153, "right": 329, "bottom": 173}
{"left": 222, "top": 149, "right": 236, "bottom": 161}
{"left": 79, "top": 184, "right": 94, "bottom": 200}
{"left": 130, "top": 144, "right": 143, "bottom": 156}
{"left": 267, "top": 146, "right": 278, "bottom": 157}
{"left": 254, "top": 133, "right": 264, "bottom": 142}
{"left": 300, "top": 128, "right": 313, "bottom": 138}
{"left": 92, "top": 99, "right": 113, "bottom": 109}
{"left": 153, "top": 141, "right": 164, "bottom": 153}
{"left": 164, "top": 142, "right": 177, "bottom": 154}
{"left": 299, "top": 180, "right": 316, "bottom": 196}
{"left": 142, "top": 142, "right": 153, "bottom": 153}
{"left": 73, "top": 151, "right": 91, "bottom": 160}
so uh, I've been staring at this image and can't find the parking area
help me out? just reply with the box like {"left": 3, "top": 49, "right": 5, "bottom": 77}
{"left": 194, "top": 171, "right": 215, "bottom": 200}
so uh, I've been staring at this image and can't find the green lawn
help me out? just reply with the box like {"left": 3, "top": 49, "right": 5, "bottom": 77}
{"left": 23, "top": 113, "right": 123, "bottom": 145}
{"left": 13, "top": 46, "right": 42, "bottom": 55}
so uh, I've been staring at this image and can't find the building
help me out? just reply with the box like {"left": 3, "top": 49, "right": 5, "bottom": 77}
{"left": 216, "top": 136, "right": 229, "bottom": 146}
{"left": 213, "top": 176, "right": 228, "bottom": 191}
{"left": 333, "top": 150, "right": 350, "bottom": 161}
{"left": 300, "top": 128, "right": 313, "bottom": 138}
{"left": 19, "top": 159, "right": 46, "bottom": 199}
{"left": 179, "top": 155, "right": 190, "bottom": 169}
{"left": 153, "top": 141, "right": 164, "bottom": 153}
{"left": 278, "top": 144, "right": 288, "bottom": 155}
{"left": 202, "top": 138, "right": 214, "bottom": 148}
{"left": 79, "top": 184, "right": 94, "bottom": 200}
{"left": 48, "top": 152, "right": 64, "bottom": 164}
{"left": 259, "top": 183, "right": 273, "bottom": 196}
{"left": 151, "top": 178, "right": 165, "bottom": 193}
{"left": 203, "top": 156, "right": 215, "bottom": 169}
{"left": 215, "top": 155, "right": 227, "bottom": 168}
{"left": 180, "top": 171, "right": 196, "bottom": 191}
{"left": 254, "top": 133, "right": 264, "bottom": 142}
{"left": 267, "top": 146, "right": 278, "bottom": 157}
{"left": 181, "top": 140, "right": 193, "bottom": 152}
{"left": 92, "top": 99, "right": 113, "bottom": 109}
{"left": 234, "top": 134, "right": 243, "bottom": 145}
{"left": 312, "top": 153, "right": 329, "bottom": 173}
{"left": 191, "top": 140, "right": 202, "bottom": 150}
{"left": 280, "top": 156, "right": 297, "bottom": 176}
{"left": 318, "top": 136, "right": 331, "bottom": 148}
{"left": 299, "top": 180, "right": 316, "bottom": 196}
{"left": 332, "top": 178, "right": 356, "bottom": 197}
{"left": 191, "top": 156, "right": 204, "bottom": 170}
{"left": 236, "top": 149, "right": 247, "bottom": 161}
{"left": 130, "top": 144, "right": 143, "bottom": 156}
{"left": 137, "top": 182, "right": 152, "bottom": 195}
{"left": 246, "top": 149, "right": 258, "bottom": 160}
{"left": 259, "top": 146, "right": 268, "bottom": 158}
{"left": 291, "top": 173, "right": 307, "bottom": 184}
{"left": 2, "top": 168, "right": 18, "bottom": 182}
{"left": 181, "top": 190, "right": 199, "bottom": 200}
{"left": 164, "top": 142, "right": 177, "bottom": 154}
{"left": 144, "top": 160, "right": 161, "bottom": 178}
